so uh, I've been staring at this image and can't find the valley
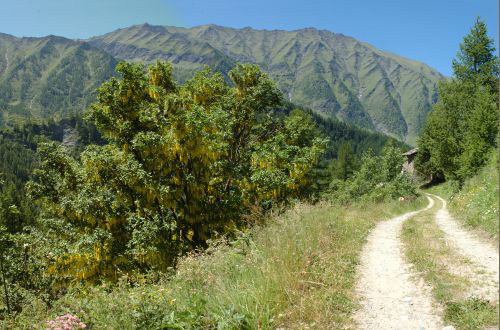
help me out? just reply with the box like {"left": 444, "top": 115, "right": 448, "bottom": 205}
{"left": 0, "top": 12, "right": 497, "bottom": 330}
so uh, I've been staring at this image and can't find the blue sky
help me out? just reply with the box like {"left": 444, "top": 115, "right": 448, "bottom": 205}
{"left": 1, "top": 0, "right": 497, "bottom": 76}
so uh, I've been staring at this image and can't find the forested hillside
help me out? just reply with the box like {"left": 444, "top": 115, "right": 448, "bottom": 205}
{"left": 89, "top": 23, "right": 444, "bottom": 144}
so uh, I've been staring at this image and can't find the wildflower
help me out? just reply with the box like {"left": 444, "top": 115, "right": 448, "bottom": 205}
{"left": 44, "top": 313, "right": 87, "bottom": 329}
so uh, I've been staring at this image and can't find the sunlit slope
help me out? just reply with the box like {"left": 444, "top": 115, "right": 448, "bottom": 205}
{"left": 0, "top": 33, "right": 117, "bottom": 125}
{"left": 89, "top": 24, "right": 444, "bottom": 144}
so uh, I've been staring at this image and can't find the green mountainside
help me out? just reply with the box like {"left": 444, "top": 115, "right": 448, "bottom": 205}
{"left": 89, "top": 23, "right": 444, "bottom": 144}
{"left": 0, "top": 24, "right": 444, "bottom": 144}
{"left": 0, "top": 29, "right": 407, "bottom": 197}
{"left": 0, "top": 33, "right": 117, "bottom": 126}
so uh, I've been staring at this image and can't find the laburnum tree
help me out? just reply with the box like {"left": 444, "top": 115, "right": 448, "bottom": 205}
{"left": 416, "top": 17, "right": 498, "bottom": 183}
{"left": 27, "top": 61, "right": 327, "bottom": 282}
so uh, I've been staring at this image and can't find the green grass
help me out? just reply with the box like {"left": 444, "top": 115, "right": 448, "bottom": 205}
{"left": 445, "top": 298, "right": 499, "bottom": 330}
{"left": 4, "top": 197, "right": 427, "bottom": 329}
{"left": 402, "top": 197, "right": 498, "bottom": 329}
{"left": 427, "top": 150, "right": 499, "bottom": 240}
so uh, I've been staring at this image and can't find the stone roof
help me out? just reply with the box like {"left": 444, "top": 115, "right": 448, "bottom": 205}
{"left": 402, "top": 148, "right": 418, "bottom": 156}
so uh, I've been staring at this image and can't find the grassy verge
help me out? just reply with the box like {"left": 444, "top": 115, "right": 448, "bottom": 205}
{"left": 4, "top": 197, "right": 426, "bottom": 329}
{"left": 402, "top": 198, "right": 498, "bottom": 330}
{"left": 427, "top": 150, "right": 499, "bottom": 241}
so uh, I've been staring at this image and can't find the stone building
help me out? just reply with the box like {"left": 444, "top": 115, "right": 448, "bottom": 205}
{"left": 401, "top": 148, "right": 418, "bottom": 179}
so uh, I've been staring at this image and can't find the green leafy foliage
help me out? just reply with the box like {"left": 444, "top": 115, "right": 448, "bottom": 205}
{"left": 0, "top": 227, "right": 54, "bottom": 317}
{"left": 416, "top": 17, "right": 498, "bottom": 183}
{"left": 330, "top": 141, "right": 417, "bottom": 203}
{"left": 26, "top": 61, "right": 327, "bottom": 283}
{"left": 3, "top": 198, "right": 427, "bottom": 329}
{"left": 0, "top": 56, "right": 401, "bottom": 313}
{"left": 0, "top": 174, "right": 57, "bottom": 317}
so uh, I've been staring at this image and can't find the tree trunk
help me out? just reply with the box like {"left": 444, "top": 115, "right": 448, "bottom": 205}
{"left": 0, "top": 253, "right": 11, "bottom": 314}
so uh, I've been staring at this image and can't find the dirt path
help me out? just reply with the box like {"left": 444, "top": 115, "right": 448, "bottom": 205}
{"left": 428, "top": 193, "right": 499, "bottom": 300}
{"left": 355, "top": 196, "right": 444, "bottom": 329}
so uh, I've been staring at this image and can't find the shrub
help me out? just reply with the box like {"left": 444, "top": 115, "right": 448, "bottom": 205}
{"left": 26, "top": 61, "right": 327, "bottom": 283}
{"left": 329, "top": 142, "right": 417, "bottom": 203}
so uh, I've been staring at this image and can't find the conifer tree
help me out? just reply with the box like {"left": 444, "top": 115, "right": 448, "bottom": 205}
{"left": 452, "top": 17, "right": 498, "bottom": 92}
{"left": 417, "top": 17, "right": 498, "bottom": 182}
{"left": 331, "top": 142, "right": 356, "bottom": 181}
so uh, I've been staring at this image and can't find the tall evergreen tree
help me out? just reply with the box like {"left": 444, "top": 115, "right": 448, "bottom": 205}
{"left": 459, "top": 84, "right": 498, "bottom": 178}
{"left": 452, "top": 17, "right": 499, "bottom": 92}
{"left": 331, "top": 142, "right": 357, "bottom": 181}
{"left": 416, "top": 17, "right": 498, "bottom": 183}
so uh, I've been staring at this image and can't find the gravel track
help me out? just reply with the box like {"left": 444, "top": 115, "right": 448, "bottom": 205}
{"left": 355, "top": 196, "right": 443, "bottom": 329}
{"left": 428, "top": 193, "right": 499, "bottom": 301}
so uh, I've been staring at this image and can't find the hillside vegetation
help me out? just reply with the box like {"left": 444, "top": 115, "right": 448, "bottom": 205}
{"left": 0, "top": 33, "right": 117, "bottom": 125}
{"left": 89, "top": 23, "right": 444, "bottom": 144}
{"left": 0, "top": 23, "right": 444, "bottom": 143}
{"left": 428, "top": 150, "right": 499, "bottom": 240}
{"left": 4, "top": 198, "right": 426, "bottom": 329}
{"left": 0, "top": 28, "right": 425, "bottom": 145}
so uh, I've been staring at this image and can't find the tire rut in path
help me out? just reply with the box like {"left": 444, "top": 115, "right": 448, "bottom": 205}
{"left": 355, "top": 196, "right": 443, "bottom": 330}
{"left": 428, "top": 193, "right": 498, "bottom": 299}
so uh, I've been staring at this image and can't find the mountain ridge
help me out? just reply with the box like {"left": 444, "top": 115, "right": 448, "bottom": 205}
{"left": 0, "top": 24, "right": 444, "bottom": 144}
{"left": 88, "top": 23, "right": 444, "bottom": 144}
{"left": 0, "top": 32, "right": 117, "bottom": 125}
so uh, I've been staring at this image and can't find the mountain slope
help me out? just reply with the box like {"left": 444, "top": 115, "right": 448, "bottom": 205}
{"left": 89, "top": 24, "right": 444, "bottom": 144}
{"left": 0, "top": 33, "right": 117, "bottom": 126}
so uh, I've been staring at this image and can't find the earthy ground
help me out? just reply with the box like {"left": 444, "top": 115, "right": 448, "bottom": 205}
{"left": 355, "top": 194, "right": 498, "bottom": 329}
